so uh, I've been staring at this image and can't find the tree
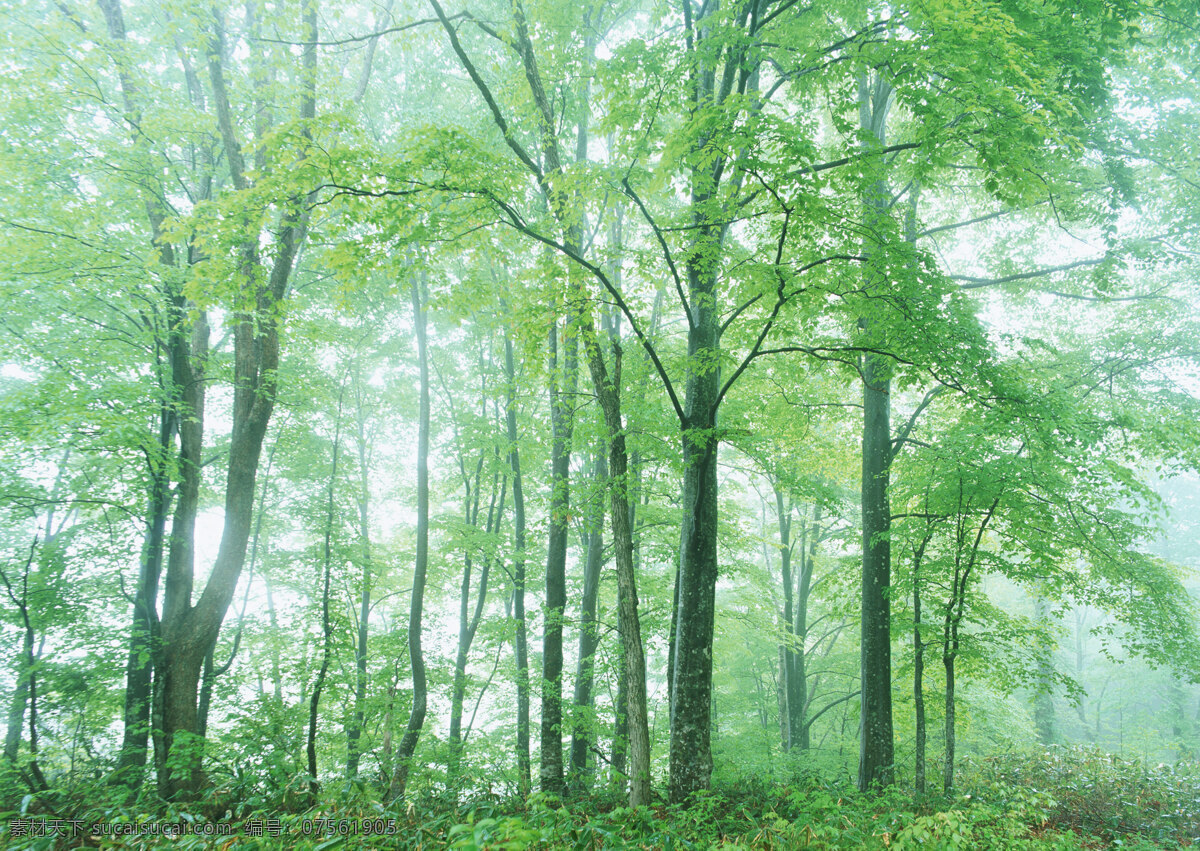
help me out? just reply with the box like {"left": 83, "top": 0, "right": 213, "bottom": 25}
{"left": 389, "top": 267, "right": 431, "bottom": 801}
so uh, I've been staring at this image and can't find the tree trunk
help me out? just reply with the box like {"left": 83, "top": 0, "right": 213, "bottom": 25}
{"left": 389, "top": 271, "right": 430, "bottom": 801}
{"left": 541, "top": 311, "right": 579, "bottom": 797}
{"left": 114, "top": 402, "right": 173, "bottom": 787}
{"left": 583, "top": 330, "right": 652, "bottom": 806}
{"left": 611, "top": 598, "right": 629, "bottom": 787}
{"left": 347, "top": 382, "right": 374, "bottom": 778}
{"left": 1034, "top": 596, "right": 1057, "bottom": 744}
{"left": 569, "top": 449, "right": 607, "bottom": 789}
{"left": 913, "top": 553, "right": 926, "bottom": 796}
{"left": 3, "top": 615, "right": 33, "bottom": 765}
{"left": 912, "top": 530, "right": 931, "bottom": 796}
{"left": 198, "top": 427, "right": 276, "bottom": 740}
{"left": 775, "top": 489, "right": 794, "bottom": 752}
{"left": 96, "top": 0, "right": 209, "bottom": 790}
{"left": 1, "top": 541, "right": 47, "bottom": 790}
{"left": 153, "top": 310, "right": 209, "bottom": 799}
{"left": 307, "top": 385, "right": 343, "bottom": 796}
{"left": 154, "top": 0, "right": 315, "bottom": 800}
{"left": 503, "top": 332, "right": 532, "bottom": 796}
{"left": 449, "top": 461, "right": 503, "bottom": 780}
{"left": 943, "top": 651, "right": 955, "bottom": 793}
{"left": 857, "top": 71, "right": 895, "bottom": 792}
{"left": 668, "top": 241, "right": 722, "bottom": 801}
{"left": 792, "top": 504, "right": 821, "bottom": 751}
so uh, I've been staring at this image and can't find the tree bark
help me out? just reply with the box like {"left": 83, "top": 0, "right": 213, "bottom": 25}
{"left": 114, "top": 402, "right": 172, "bottom": 787}
{"left": 669, "top": 237, "right": 723, "bottom": 800}
{"left": 583, "top": 329, "right": 652, "bottom": 807}
{"left": 857, "top": 71, "right": 896, "bottom": 792}
{"left": 541, "top": 310, "right": 579, "bottom": 797}
{"left": 569, "top": 449, "right": 607, "bottom": 789}
{"left": 943, "top": 650, "right": 955, "bottom": 793}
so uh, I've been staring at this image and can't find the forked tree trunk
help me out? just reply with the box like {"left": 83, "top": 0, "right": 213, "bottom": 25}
{"left": 449, "top": 459, "right": 504, "bottom": 780}
{"left": 583, "top": 326, "right": 652, "bottom": 807}
{"left": 96, "top": 0, "right": 212, "bottom": 790}
{"left": 153, "top": 0, "right": 316, "bottom": 801}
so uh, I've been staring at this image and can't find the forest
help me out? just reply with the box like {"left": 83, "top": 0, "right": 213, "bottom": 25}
{"left": 1, "top": 0, "right": 1199, "bottom": 847}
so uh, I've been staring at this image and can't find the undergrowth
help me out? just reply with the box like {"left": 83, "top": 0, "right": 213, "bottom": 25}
{"left": 0, "top": 747, "right": 1195, "bottom": 849}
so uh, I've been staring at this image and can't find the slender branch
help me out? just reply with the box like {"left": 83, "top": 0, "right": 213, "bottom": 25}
{"left": 255, "top": 14, "right": 461, "bottom": 47}
{"left": 621, "top": 177, "right": 692, "bottom": 331}
{"left": 427, "top": 0, "right": 542, "bottom": 179}
{"left": 953, "top": 256, "right": 1105, "bottom": 288}
{"left": 889, "top": 385, "right": 946, "bottom": 464}
{"left": 804, "top": 689, "right": 860, "bottom": 729}
{"left": 919, "top": 203, "right": 1046, "bottom": 238}
{"left": 478, "top": 188, "right": 687, "bottom": 424}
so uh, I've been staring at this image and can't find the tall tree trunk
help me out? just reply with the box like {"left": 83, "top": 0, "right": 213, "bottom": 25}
{"left": 857, "top": 71, "right": 895, "bottom": 792}
{"left": 389, "top": 271, "right": 430, "bottom": 801}
{"left": 503, "top": 332, "right": 532, "bottom": 796}
{"left": 583, "top": 330, "right": 652, "bottom": 807}
{"left": 448, "top": 464, "right": 483, "bottom": 779}
{"left": 307, "top": 384, "right": 344, "bottom": 796}
{"left": 153, "top": 310, "right": 209, "bottom": 798}
{"left": 347, "top": 381, "right": 375, "bottom": 777}
{"left": 1034, "top": 596, "right": 1057, "bottom": 744}
{"left": 2, "top": 542, "right": 37, "bottom": 766}
{"left": 114, "top": 402, "right": 173, "bottom": 787}
{"left": 1, "top": 540, "right": 47, "bottom": 790}
{"left": 611, "top": 595, "right": 629, "bottom": 786}
{"left": 775, "top": 489, "right": 794, "bottom": 752}
{"left": 943, "top": 649, "right": 956, "bottom": 793}
{"left": 198, "top": 425, "right": 277, "bottom": 739}
{"left": 791, "top": 504, "right": 822, "bottom": 751}
{"left": 569, "top": 449, "right": 607, "bottom": 789}
{"left": 449, "top": 462, "right": 503, "bottom": 780}
{"left": 3, "top": 628, "right": 33, "bottom": 765}
{"left": 669, "top": 255, "right": 722, "bottom": 801}
{"left": 97, "top": 0, "right": 213, "bottom": 790}
{"left": 154, "top": 0, "right": 316, "bottom": 801}
{"left": 913, "top": 545, "right": 927, "bottom": 797}
{"left": 541, "top": 312, "right": 579, "bottom": 797}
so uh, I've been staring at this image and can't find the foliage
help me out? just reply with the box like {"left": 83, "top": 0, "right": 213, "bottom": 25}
{"left": 963, "top": 747, "right": 1200, "bottom": 847}
{"left": 5, "top": 748, "right": 1196, "bottom": 848}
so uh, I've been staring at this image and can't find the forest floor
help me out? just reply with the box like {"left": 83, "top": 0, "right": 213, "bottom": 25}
{"left": 2, "top": 748, "right": 1197, "bottom": 849}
